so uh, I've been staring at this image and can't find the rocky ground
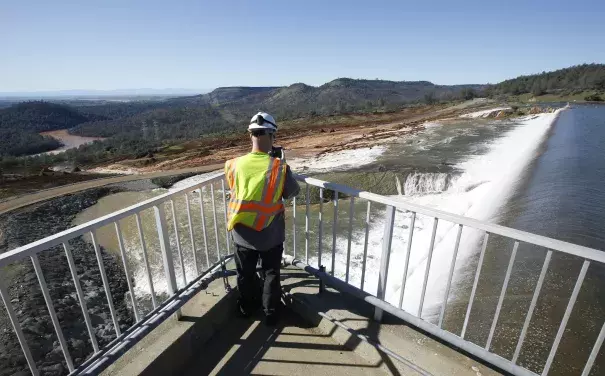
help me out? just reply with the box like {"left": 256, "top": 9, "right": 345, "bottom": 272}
{"left": 0, "top": 188, "right": 134, "bottom": 376}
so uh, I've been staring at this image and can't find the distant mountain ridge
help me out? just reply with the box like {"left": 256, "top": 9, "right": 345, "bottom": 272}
{"left": 2, "top": 64, "right": 603, "bottom": 161}
{"left": 64, "top": 78, "right": 484, "bottom": 139}
{"left": 166, "top": 78, "right": 485, "bottom": 119}
{"left": 0, "top": 88, "right": 211, "bottom": 99}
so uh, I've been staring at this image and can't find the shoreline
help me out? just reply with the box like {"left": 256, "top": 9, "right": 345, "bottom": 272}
{"left": 39, "top": 129, "right": 105, "bottom": 155}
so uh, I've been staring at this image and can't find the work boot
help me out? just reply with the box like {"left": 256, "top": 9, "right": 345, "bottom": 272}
{"left": 264, "top": 313, "right": 278, "bottom": 326}
{"left": 237, "top": 299, "right": 253, "bottom": 318}
{"left": 237, "top": 297, "right": 261, "bottom": 318}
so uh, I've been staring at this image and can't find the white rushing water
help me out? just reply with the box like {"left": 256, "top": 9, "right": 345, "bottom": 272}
{"left": 459, "top": 107, "right": 512, "bottom": 119}
{"left": 288, "top": 146, "right": 386, "bottom": 173}
{"left": 311, "top": 110, "right": 563, "bottom": 320}
{"left": 83, "top": 111, "right": 561, "bottom": 313}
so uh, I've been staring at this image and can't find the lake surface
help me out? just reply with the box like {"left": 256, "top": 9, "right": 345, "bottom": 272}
{"left": 39, "top": 129, "right": 104, "bottom": 154}
{"left": 485, "top": 104, "right": 605, "bottom": 375}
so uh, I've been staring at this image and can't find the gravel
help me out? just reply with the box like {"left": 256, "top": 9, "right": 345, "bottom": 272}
{"left": 0, "top": 188, "right": 134, "bottom": 376}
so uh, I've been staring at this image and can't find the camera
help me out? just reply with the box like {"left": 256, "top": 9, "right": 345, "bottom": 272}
{"left": 269, "top": 146, "right": 284, "bottom": 160}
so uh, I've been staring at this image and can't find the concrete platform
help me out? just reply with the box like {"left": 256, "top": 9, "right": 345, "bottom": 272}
{"left": 279, "top": 266, "right": 502, "bottom": 376}
{"left": 182, "top": 310, "right": 385, "bottom": 375}
{"left": 102, "top": 265, "right": 504, "bottom": 376}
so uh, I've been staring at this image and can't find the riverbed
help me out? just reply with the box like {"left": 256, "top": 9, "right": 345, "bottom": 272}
{"left": 39, "top": 129, "right": 104, "bottom": 155}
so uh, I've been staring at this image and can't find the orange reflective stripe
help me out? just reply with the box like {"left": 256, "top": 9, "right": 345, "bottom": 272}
{"left": 258, "top": 158, "right": 275, "bottom": 203}
{"left": 264, "top": 159, "right": 282, "bottom": 204}
{"left": 229, "top": 199, "right": 282, "bottom": 209}
{"left": 226, "top": 159, "right": 237, "bottom": 190}
{"left": 272, "top": 164, "right": 285, "bottom": 203}
{"left": 228, "top": 202, "right": 283, "bottom": 215}
{"left": 253, "top": 214, "right": 267, "bottom": 231}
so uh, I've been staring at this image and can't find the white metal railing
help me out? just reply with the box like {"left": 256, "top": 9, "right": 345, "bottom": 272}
{"left": 0, "top": 171, "right": 230, "bottom": 376}
{"left": 0, "top": 171, "right": 604, "bottom": 376}
{"left": 291, "top": 174, "right": 605, "bottom": 376}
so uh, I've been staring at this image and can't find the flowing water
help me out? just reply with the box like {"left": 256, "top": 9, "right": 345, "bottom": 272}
{"left": 73, "top": 105, "right": 605, "bottom": 375}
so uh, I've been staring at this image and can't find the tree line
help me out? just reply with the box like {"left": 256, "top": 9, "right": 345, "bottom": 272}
{"left": 492, "top": 64, "right": 605, "bottom": 96}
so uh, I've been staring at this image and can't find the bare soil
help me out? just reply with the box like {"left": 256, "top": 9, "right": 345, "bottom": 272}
{"left": 116, "top": 103, "right": 479, "bottom": 173}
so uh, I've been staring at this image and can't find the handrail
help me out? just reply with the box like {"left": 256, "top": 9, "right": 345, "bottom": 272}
{"left": 0, "top": 171, "right": 224, "bottom": 267}
{"left": 293, "top": 174, "right": 605, "bottom": 262}
{"left": 292, "top": 173, "right": 605, "bottom": 376}
{"left": 0, "top": 170, "right": 228, "bottom": 376}
{"left": 1, "top": 168, "right": 603, "bottom": 376}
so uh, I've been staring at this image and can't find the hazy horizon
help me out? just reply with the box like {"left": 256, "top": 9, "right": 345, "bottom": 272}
{"left": 0, "top": 88, "right": 211, "bottom": 98}
{"left": 0, "top": 62, "right": 598, "bottom": 99}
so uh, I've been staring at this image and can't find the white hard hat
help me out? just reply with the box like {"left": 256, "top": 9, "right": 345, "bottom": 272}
{"left": 248, "top": 112, "right": 278, "bottom": 132}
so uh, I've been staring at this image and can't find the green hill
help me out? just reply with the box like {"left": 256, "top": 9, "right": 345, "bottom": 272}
{"left": 0, "top": 101, "right": 95, "bottom": 132}
{"left": 68, "top": 79, "right": 484, "bottom": 139}
{"left": 0, "top": 101, "right": 98, "bottom": 157}
{"left": 493, "top": 64, "right": 605, "bottom": 96}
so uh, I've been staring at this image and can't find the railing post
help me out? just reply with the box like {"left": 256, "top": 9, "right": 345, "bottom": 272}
{"left": 418, "top": 217, "right": 439, "bottom": 318}
{"left": 398, "top": 212, "right": 416, "bottom": 309}
{"left": 375, "top": 205, "right": 396, "bottom": 322}
{"left": 318, "top": 187, "right": 324, "bottom": 268}
{"left": 345, "top": 196, "right": 355, "bottom": 283}
{"left": 31, "top": 254, "right": 75, "bottom": 372}
{"left": 197, "top": 187, "right": 211, "bottom": 269}
{"left": 184, "top": 192, "right": 200, "bottom": 277}
{"left": 0, "top": 271, "right": 39, "bottom": 376}
{"left": 542, "top": 260, "right": 590, "bottom": 376}
{"left": 318, "top": 265, "right": 326, "bottom": 294}
{"left": 221, "top": 179, "right": 231, "bottom": 256}
{"left": 438, "top": 224, "right": 463, "bottom": 327}
{"left": 360, "top": 201, "right": 371, "bottom": 291}
{"left": 114, "top": 222, "right": 141, "bottom": 322}
{"left": 331, "top": 191, "right": 338, "bottom": 276}
{"left": 461, "top": 232, "right": 489, "bottom": 339}
{"left": 305, "top": 184, "right": 310, "bottom": 264}
{"left": 292, "top": 197, "right": 297, "bottom": 259}
{"left": 154, "top": 205, "right": 179, "bottom": 300}
{"left": 170, "top": 199, "right": 187, "bottom": 286}
{"left": 210, "top": 183, "right": 221, "bottom": 261}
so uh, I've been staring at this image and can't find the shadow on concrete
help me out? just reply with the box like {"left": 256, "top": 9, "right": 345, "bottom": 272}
{"left": 181, "top": 307, "right": 384, "bottom": 375}
{"left": 283, "top": 285, "right": 404, "bottom": 376}
{"left": 281, "top": 266, "right": 507, "bottom": 376}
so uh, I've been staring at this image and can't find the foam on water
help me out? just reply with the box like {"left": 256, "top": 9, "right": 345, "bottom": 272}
{"left": 460, "top": 107, "right": 512, "bottom": 119}
{"left": 311, "top": 110, "right": 563, "bottom": 319}
{"left": 169, "top": 171, "right": 223, "bottom": 191}
{"left": 288, "top": 146, "right": 386, "bottom": 173}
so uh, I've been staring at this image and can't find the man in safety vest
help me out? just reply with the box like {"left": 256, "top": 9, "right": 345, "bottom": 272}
{"left": 225, "top": 112, "right": 300, "bottom": 325}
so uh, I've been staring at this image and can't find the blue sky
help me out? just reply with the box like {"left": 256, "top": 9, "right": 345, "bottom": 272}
{"left": 1, "top": 0, "right": 604, "bottom": 92}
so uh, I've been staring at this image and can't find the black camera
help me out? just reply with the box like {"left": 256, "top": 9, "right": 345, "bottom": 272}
{"left": 269, "top": 146, "right": 284, "bottom": 159}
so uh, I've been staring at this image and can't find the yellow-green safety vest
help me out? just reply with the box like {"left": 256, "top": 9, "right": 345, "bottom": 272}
{"left": 225, "top": 152, "right": 287, "bottom": 231}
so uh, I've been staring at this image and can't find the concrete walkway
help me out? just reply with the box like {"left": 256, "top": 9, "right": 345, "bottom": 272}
{"left": 100, "top": 265, "right": 501, "bottom": 376}
{"left": 182, "top": 309, "right": 385, "bottom": 376}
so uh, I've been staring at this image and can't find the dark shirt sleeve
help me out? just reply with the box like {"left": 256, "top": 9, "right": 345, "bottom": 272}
{"left": 282, "top": 165, "right": 300, "bottom": 199}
